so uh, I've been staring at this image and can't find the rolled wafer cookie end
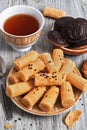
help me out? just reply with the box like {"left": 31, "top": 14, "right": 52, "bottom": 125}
{"left": 39, "top": 86, "right": 59, "bottom": 111}
{"left": 83, "top": 82, "right": 87, "bottom": 92}
{"left": 9, "top": 73, "right": 20, "bottom": 84}
{"left": 21, "top": 98, "right": 32, "bottom": 108}
{"left": 67, "top": 72, "right": 87, "bottom": 93}
{"left": 39, "top": 103, "right": 51, "bottom": 112}
{"left": 65, "top": 110, "right": 82, "bottom": 128}
{"left": 43, "top": 7, "right": 66, "bottom": 19}
{"left": 61, "top": 81, "right": 75, "bottom": 108}
{"left": 6, "top": 86, "right": 12, "bottom": 98}
{"left": 62, "top": 99, "right": 75, "bottom": 108}
{"left": 18, "top": 71, "right": 27, "bottom": 82}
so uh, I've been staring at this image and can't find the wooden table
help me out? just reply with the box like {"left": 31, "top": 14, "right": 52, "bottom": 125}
{"left": 0, "top": 0, "right": 87, "bottom": 130}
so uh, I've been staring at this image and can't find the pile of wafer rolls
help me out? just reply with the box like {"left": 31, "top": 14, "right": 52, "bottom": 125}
{"left": 6, "top": 49, "right": 87, "bottom": 112}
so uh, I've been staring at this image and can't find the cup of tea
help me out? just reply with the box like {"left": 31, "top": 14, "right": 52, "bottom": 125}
{"left": 0, "top": 5, "right": 45, "bottom": 52}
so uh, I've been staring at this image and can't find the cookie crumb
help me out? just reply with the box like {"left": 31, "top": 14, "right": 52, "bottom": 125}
{"left": 18, "top": 117, "right": 21, "bottom": 121}
{"left": 81, "top": 61, "right": 87, "bottom": 79}
{"left": 65, "top": 110, "right": 82, "bottom": 128}
{"left": 79, "top": 98, "right": 81, "bottom": 101}
{"left": 14, "top": 120, "right": 17, "bottom": 122}
{"left": 81, "top": 104, "right": 84, "bottom": 106}
{"left": 4, "top": 124, "right": 14, "bottom": 129}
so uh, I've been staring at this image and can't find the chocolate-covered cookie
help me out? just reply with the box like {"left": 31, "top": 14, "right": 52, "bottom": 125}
{"left": 48, "top": 16, "right": 87, "bottom": 49}
{"left": 76, "top": 18, "right": 87, "bottom": 40}
{"left": 68, "top": 39, "right": 87, "bottom": 48}
{"left": 62, "top": 19, "right": 87, "bottom": 44}
{"left": 54, "top": 16, "right": 74, "bottom": 32}
{"left": 76, "top": 18, "right": 87, "bottom": 27}
{"left": 47, "top": 30, "right": 69, "bottom": 47}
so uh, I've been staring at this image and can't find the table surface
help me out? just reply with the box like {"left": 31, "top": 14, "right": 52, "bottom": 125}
{"left": 0, "top": 0, "right": 87, "bottom": 130}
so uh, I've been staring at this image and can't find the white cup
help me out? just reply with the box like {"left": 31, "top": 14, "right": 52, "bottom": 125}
{"left": 0, "top": 5, "right": 45, "bottom": 52}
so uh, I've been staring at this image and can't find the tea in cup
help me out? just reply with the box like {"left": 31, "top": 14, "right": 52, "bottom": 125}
{"left": 0, "top": 5, "right": 45, "bottom": 52}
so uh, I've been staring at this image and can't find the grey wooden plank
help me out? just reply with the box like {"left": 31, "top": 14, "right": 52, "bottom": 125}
{"left": 0, "top": 0, "right": 87, "bottom": 130}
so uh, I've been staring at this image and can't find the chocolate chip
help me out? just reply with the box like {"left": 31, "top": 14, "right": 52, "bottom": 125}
{"left": 28, "top": 64, "right": 33, "bottom": 66}
{"left": 48, "top": 60, "right": 51, "bottom": 63}
{"left": 52, "top": 72, "right": 56, "bottom": 74}
{"left": 67, "top": 89, "right": 70, "bottom": 91}
{"left": 52, "top": 76, "right": 55, "bottom": 78}
{"left": 28, "top": 66, "right": 32, "bottom": 69}
{"left": 34, "top": 69, "right": 37, "bottom": 71}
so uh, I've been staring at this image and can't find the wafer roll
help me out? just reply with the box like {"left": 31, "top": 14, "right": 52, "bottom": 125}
{"left": 40, "top": 53, "right": 57, "bottom": 73}
{"left": 65, "top": 110, "right": 82, "bottom": 128}
{"left": 52, "top": 49, "right": 64, "bottom": 71}
{"left": 61, "top": 81, "right": 75, "bottom": 108}
{"left": 43, "top": 7, "right": 66, "bottom": 19}
{"left": 22, "top": 86, "right": 46, "bottom": 108}
{"left": 39, "top": 86, "right": 59, "bottom": 111}
{"left": 60, "top": 60, "right": 75, "bottom": 74}
{"left": 6, "top": 81, "right": 33, "bottom": 98}
{"left": 35, "top": 72, "right": 66, "bottom": 86}
{"left": 9, "top": 72, "right": 20, "bottom": 84}
{"left": 14, "top": 51, "right": 38, "bottom": 70}
{"left": 18, "top": 59, "right": 45, "bottom": 81}
{"left": 67, "top": 72, "right": 87, "bottom": 92}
